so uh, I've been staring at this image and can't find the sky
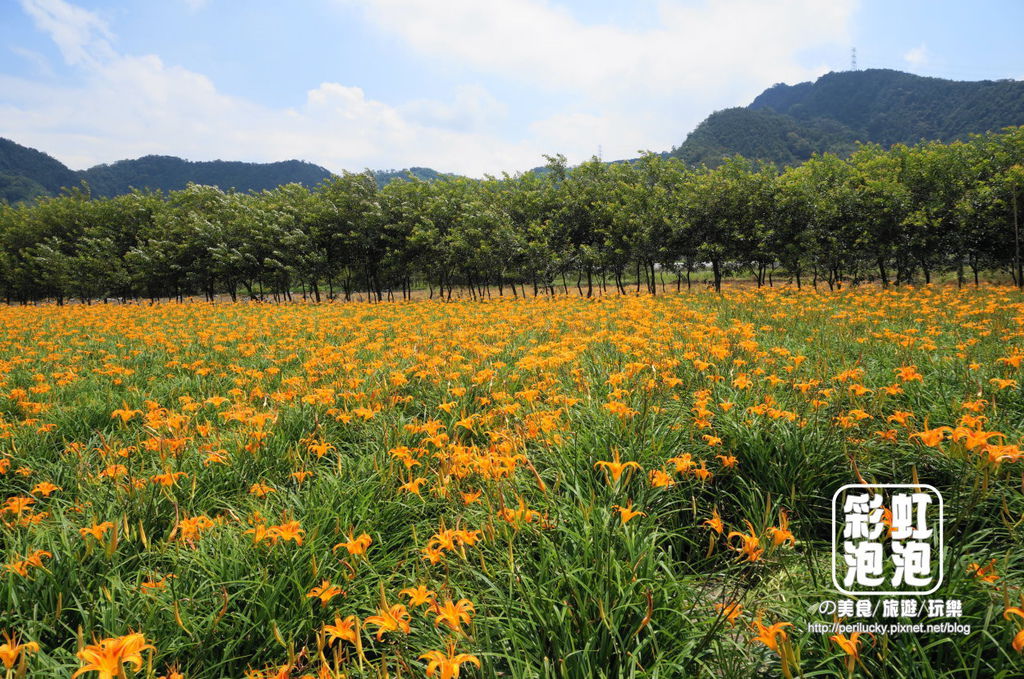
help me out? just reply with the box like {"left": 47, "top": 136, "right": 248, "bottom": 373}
{"left": 1, "top": 0, "right": 1022, "bottom": 177}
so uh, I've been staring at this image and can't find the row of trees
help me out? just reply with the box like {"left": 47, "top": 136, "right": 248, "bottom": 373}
{"left": 1, "top": 127, "right": 1023, "bottom": 304}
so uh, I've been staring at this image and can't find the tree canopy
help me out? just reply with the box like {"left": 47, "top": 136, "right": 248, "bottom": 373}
{"left": 1, "top": 127, "right": 1022, "bottom": 304}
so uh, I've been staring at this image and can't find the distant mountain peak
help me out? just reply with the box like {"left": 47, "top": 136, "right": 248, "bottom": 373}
{"left": 671, "top": 68, "right": 1024, "bottom": 167}
{"left": 5, "top": 68, "right": 1024, "bottom": 202}
{"left": 0, "top": 137, "right": 80, "bottom": 195}
{"left": 0, "top": 138, "right": 454, "bottom": 203}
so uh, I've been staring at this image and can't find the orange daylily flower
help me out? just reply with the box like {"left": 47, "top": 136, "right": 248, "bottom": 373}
{"left": 751, "top": 618, "right": 792, "bottom": 654}
{"left": 594, "top": 448, "right": 641, "bottom": 484}
{"left": 433, "top": 597, "right": 475, "bottom": 634}
{"left": 80, "top": 521, "right": 115, "bottom": 541}
{"left": 73, "top": 632, "right": 154, "bottom": 679}
{"left": 0, "top": 631, "right": 40, "bottom": 669}
{"left": 611, "top": 501, "right": 646, "bottom": 524}
{"left": 967, "top": 559, "right": 1000, "bottom": 583}
{"left": 703, "top": 508, "right": 724, "bottom": 535}
{"left": 830, "top": 630, "right": 869, "bottom": 674}
{"left": 307, "top": 580, "right": 345, "bottom": 606}
{"left": 1004, "top": 607, "right": 1024, "bottom": 653}
{"left": 649, "top": 469, "right": 675, "bottom": 487}
{"left": 322, "top": 615, "right": 359, "bottom": 646}
{"left": 307, "top": 440, "right": 335, "bottom": 458}
{"left": 364, "top": 601, "right": 411, "bottom": 640}
{"left": 767, "top": 510, "right": 795, "bottom": 548}
{"left": 400, "top": 585, "right": 437, "bottom": 607}
{"left": 714, "top": 602, "right": 743, "bottom": 627}
{"left": 248, "top": 482, "right": 276, "bottom": 497}
{"left": 910, "top": 426, "right": 952, "bottom": 447}
{"left": 30, "top": 481, "right": 61, "bottom": 496}
{"left": 269, "top": 521, "right": 304, "bottom": 545}
{"left": 111, "top": 405, "right": 142, "bottom": 424}
{"left": 2, "top": 496, "right": 34, "bottom": 516}
{"left": 151, "top": 471, "right": 187, "bottom": 487}
{"left": 420, "top": 641, "right": 481, "bottom": 679}
{"left": 334, "top": 532, "right": 372, "bottom": 555}
{"left": 727, "top": 521, "right": 763, "bottom": 562}
{"left": 400, "top": 477, "right": 428, "bottom": 495}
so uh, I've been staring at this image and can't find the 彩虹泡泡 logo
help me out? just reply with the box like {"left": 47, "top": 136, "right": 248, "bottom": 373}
{"left": 832, "top": 484, "right": 944, "bottom": 596}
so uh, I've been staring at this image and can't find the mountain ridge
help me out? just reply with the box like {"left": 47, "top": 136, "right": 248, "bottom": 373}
{"left": 670, "top": 68, "right": 1024, "bottom": 166}
{"left": 0, "top": 138, "right": 450, "bottom": 203}
{"left": 4, "top": 68, "right": 1024, "bottom": 202}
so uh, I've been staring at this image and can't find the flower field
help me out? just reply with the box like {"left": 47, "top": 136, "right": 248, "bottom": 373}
{"left": 2, "top": 286, "right": 1024, "bottom": 678}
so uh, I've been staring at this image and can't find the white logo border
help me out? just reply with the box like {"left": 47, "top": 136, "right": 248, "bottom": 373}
{"left": 831, "top": 483, "right": 944, "bottom": 596}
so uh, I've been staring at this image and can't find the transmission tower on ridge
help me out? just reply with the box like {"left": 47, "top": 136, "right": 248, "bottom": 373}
{"left": 851, "top": 47, "right": 857, "bottom": 71}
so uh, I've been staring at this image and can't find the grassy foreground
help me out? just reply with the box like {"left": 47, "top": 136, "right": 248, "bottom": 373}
{"left": 2, "top": 287, "right": 1024, "bottom": 678}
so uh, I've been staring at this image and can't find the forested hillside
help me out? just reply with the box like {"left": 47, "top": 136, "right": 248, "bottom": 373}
{"left": 0, "top": 138, "right": 453, "bottom": 203}
{"left": 372, "top": 167, "right": 454, "bottom": 185}
{"left": 79, "top": 156, "right": 334, "bottom": 197}
{"left": 4, "top": 69, "right": 1024, "bottom": 202}
{"left": 672, "top": 69, "right": 1024, "bottom": 166}
{"left": 670, "top": 108, "right": 860, "bottom": 167}
{"left": 0, "top": 138, "right": 80, "bottom": 200}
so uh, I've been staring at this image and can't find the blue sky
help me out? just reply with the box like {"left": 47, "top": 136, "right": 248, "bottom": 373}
{"left": 1, "top": 0, "right": 1022, "bottom": 176}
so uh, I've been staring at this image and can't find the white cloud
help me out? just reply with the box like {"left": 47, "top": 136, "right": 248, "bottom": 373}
{"left": 18, "top": 0, "right": 114, "bottom": 67}
{"left": 0, "top": 67, "right": 541, "bottom": 176}
{"left": 2, "top": 0, "right": 545, "bottom": 175}
{"left": 9, "top": 46, "right": 54, "bottom": 77}
{"left": 2, "top": 0, "right": 859, "bottom": 176}
{"left": 904, "top": 43, "right": 929, "bottom": 67}
{"left": 400, "top": 85, "right": 507, "bottom": 133}
{"left": 526, "top": 111, "right": 656, "bottom": 161}
{"left": 339, "top": 0, "right": 854, "bottom": 98}
{"left": 338, "top": 0, "right": 857, "bottom": 161}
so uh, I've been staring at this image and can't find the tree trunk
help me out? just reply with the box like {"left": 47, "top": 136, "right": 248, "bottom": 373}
{"left": 1014, "top": 187, "right": 1022, "bottom": 289}
{"left": 919, "top": 256, "right": 931, "bottom": 285}
{"left": 876, "top": 256, "right": 889, "bottom": 289}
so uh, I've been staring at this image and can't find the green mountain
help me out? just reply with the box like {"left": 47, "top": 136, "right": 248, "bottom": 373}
{"left": 79, "top": 155, "right": 334, "bottom": 197}
{"left": 671, "top": 68, "right": 1024, "bottom": 166}
{"left": 0, "top": 138, "right": 452, "bottom": 203}
{"left": 372, "top": 166, "right": 454, "bottom": 187}
{"left": 670, "top": 108, "right": 860, "bottom": 167}
{"left": 0, "top": 173, "right": 50, "bottom": 204}
{"left": 6, "top": 68, "right": 1023, "bottom": 199}
{"left": 0, "top": 137, "right": 80, "bottom": 198}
